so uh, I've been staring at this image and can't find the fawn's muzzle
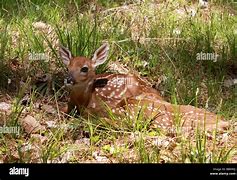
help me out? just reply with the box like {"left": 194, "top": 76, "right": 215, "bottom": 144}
{"left": 64, "top": 73, "right": 75, "bottom": 85}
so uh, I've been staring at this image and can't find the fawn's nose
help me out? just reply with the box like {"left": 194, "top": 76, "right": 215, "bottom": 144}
{"left": 64, "top": 72, "right": 75, "bottom": 85}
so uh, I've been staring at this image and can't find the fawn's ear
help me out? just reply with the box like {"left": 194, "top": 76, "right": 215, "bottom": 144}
{"left": 59, "top": 46, "right": 72, "bottom": 66}
{"left": 92, "top": 43, "right": 109, "bottom": 68}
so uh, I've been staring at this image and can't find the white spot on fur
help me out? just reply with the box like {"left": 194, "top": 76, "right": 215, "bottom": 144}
{"left": 117, "top": 87, "right": 127, "bottom": 98}
{"left": 108, "top": 91, "right": 115, "bottom": 98}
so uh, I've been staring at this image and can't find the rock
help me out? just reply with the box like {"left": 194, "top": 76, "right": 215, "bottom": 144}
{"left": 0, "top": 102, "right": 11, "bottom": 112}
{"left": 45, "top": 121, "right": 57, "bottom": 128}
{"left": 41, "top": 104, "right": 57, "bottom": 114}
{"left": 92, "top": 151, "right": 110, "bottom": 163}
{"left": 224, "top": 78, "right": 237, "bottom": 88}
{"left": 21, "top": 115, "right": 45, "bottom": 134}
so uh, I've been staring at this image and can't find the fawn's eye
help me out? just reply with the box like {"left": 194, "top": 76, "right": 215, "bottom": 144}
{"left": 81, "top": 66, "right": 89, "bottom": 73}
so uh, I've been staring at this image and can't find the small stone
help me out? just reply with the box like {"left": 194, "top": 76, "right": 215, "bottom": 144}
{"left": 41, "top": 104, "right": 57, "bottom": 114}
{"left": 21, "top": 115, "right": 45, "bottom": 134}
{"left": 0, "top": 102, "right": 11, "bottom": 112}
{"left": 92, "top": 151, "right": 110, "bottom": 163}
{"left": 45, "top": 121, "right": 57, "bottom": 128}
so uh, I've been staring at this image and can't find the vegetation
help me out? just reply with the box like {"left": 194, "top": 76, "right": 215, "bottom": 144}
{"left": 0, "top": 0, "right": 236, "bottom": 163}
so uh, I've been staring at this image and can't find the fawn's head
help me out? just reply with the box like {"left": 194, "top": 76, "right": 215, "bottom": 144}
{"left": 59, "top": 43, "right": 109, "bottom": 85}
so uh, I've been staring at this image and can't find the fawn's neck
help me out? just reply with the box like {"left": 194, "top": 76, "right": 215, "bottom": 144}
{"left": 70, "top": 78, "right": 95, "bottom": 107}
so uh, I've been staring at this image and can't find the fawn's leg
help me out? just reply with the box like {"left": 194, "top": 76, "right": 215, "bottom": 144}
{"left": 61, "top": 100, "right": 76, "bottom": 114}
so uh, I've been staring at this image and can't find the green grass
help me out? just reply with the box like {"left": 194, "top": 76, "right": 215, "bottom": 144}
{"left": 0, "top": 0, "right": 236, "bottom": 163}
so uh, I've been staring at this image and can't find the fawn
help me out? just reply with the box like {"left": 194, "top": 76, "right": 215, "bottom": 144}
{"left": 60, "top": 43, "right": 229, "bottom": 132}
